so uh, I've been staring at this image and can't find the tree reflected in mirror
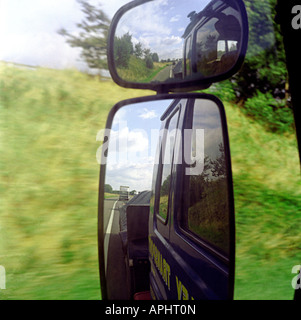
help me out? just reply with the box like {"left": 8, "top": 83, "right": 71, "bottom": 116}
{"left": 182, "top": 99, "right": 230, "bottom": 256}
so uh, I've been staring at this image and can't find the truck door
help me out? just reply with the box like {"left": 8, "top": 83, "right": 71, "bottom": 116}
{"left": 149, "top": 97, "right": 234, "bottom": 300}
{"left": 149, "top": 99, "right": 183, "bottom": 299}
{"left": 184, "top": 36, "right": 192, "bottom": 78}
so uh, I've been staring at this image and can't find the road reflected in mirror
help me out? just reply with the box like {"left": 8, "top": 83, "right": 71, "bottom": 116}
{"left": 100, "top": 99, "right": 170, "bottom": 299}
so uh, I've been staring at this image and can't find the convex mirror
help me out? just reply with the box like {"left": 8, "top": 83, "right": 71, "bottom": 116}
{"left": 97, "top": 94, "right": 235, "bottom": 299}
{"left": 108, "top": 0, "right": 248, "bottom": 92}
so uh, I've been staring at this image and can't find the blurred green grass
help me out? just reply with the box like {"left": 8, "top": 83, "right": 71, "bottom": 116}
{"left": 225, "top": 102, "right": 301, "bottom": 299}
{"left": 0, "top": 63, "right": 300, "bottom": 299}
{"left": 0, "top": 64, "right": 152, "bottom": 299}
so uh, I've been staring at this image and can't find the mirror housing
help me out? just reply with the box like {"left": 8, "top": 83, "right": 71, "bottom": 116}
{"left": 98, "top": 93, "right": 235, "bottom": 299}
{"left": 107, "top": 0, "right": 248, "bottom": 93}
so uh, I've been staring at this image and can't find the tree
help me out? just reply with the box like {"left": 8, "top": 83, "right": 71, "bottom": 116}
{"left": 233, "top": 0, "right": 287, "bottom": 102}
{"left": 58, "top": 0, "right": 110, "bottom": 75}
{"left": 152, "top": 53, "right": 159, "bottom": 63}
{"left": 217, "top": 0, "right": 294, "bottom": 133}
{"left": 134, "top": 42, "right": 143, "bottom": 58}
{"left": 114, "top": 32, "right": 133, "bottom": 68}
{"left": 145, "top": 56, "right": 154, "bottom": 69}
{"left": 160, "top": 175, "right": 171, "bottom": 196}
{"left": 104, "top": 184, "right": 113, "bottom": 193}
{"left": 143, "top": 48, "right": 151, "bottom": 59}
{"left": 143, "top": 48, "right": 154, "bottom": 69}
{"left": 210, "top": 144, "right": 226, "bottom": 178}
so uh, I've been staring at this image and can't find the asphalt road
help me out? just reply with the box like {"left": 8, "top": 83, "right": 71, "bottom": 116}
{"left": 102, "top": 193, "right": 151, "bottom": 299}
{"left": 103, "top": 198, "right": 118, "bottom": 235}
{"left": 103, "top": 198, "right": 130, "bottom": 299}
{"left": 152, "top": 65, "right": 173, "bottom": 82}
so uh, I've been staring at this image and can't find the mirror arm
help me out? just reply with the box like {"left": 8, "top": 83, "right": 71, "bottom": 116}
{"left": 155, "top": 83, "right": 212, "bottom": 95}
{"left": 170, "top": 83, "right": 212, "bottom": 93}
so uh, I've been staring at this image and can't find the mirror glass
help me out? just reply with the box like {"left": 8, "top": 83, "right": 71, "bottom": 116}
{"left": 99, "top": 96, "right": 233, "bottom": 298}
{"left": 111, "top": 0, "right": 245, "bottom": 85}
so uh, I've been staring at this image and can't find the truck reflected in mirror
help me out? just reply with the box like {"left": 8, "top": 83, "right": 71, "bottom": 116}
{"left": 108, "top": 0, "right": 248, "bottom": 91}
{"left": 98, "top": 94, "right": 235, "bottom": 299}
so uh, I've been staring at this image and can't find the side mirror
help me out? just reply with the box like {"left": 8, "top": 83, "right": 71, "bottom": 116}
{"left": 107, "top": 0, "right": 248, "bottom": 92}
{"left": 98, "top": 93, "right": 235, "bottom": 300}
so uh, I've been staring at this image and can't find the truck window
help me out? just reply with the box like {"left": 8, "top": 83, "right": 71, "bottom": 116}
{"left": 182, "top": 100, "right": 230, "bottom": 256}
{"left": 196, "top": 17, "right": 219, "bottom": 76}
{"left": 184, "top": 36, "right": 192, "bottom": 77}
{"left": 217, "top": 40, "right": 238, "bottom": 59}
{"left": 196, "top": 5, "right": 241, "bottom": 77}
{"left": 158, "top": 109, "right": 180, "bottom": 222}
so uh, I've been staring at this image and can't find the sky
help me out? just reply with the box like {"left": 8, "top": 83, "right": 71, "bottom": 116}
{"left": 116, "top": 0, "right": 208, "bottom": 61}
{"left": 104, "top": 100, "right": 171, "bottom": 192}
{"left": 0, "top": 0, "right": 209, "bottom": 69}
{"left": 0, "top": 0, "right": 130, "bottom": 70}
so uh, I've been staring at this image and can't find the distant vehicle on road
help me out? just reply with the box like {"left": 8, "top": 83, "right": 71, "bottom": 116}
{"left": 119, "top": 185, "right": 129, "bottom": 201}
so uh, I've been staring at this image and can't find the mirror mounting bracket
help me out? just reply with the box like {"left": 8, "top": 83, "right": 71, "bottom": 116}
{"left": 155, "top": 82, "right": 212, "bottom": 95}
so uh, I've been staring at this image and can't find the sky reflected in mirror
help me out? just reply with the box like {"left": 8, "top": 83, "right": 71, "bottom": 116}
{"left": 105, "top": 99, "right": 172, "bottom": 192}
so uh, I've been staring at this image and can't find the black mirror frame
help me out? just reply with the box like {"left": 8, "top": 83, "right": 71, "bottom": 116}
{"left": 107, "top": 0, "right": 249, "bottom": 93}
{"left": 97, "top": 92, "right": 236, "bottom": 299}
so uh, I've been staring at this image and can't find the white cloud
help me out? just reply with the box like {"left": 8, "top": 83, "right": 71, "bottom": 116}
{"left": 107, "top": 157, "right": 154, "bottom": 192}
{"left": 139, "top": 108, "right": 158, "bottom": 120}
{"left": 1, "top": 31, "right": 83, "bottom": 69}
{"left": 170, "top": 15, "right": 181, "bottom": 23}
{"left": 106, "top": 107, "right": 156, "bottom": 191}
{"left": 161, "top": 35, "right": 182, "bottom": 46}
{"left": 0, "top": 0, "right": 130, "bottom": 69}
{"left": 108, "top": 127, "right": 149, "bottom": 164}
{"left": 0, "top": 0, "right": 85, "bottom": 68}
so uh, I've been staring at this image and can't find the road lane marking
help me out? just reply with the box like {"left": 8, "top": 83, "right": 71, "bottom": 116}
{"left": 169, "top": 65, "right": 173, "bottom": 78}
{"left": 104, "top": 200, "right": 118, "bottom": 272}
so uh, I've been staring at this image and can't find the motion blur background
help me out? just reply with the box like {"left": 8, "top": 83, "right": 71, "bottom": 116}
{"left": 0, "top": 0, "right": 300, "bottom": 299}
